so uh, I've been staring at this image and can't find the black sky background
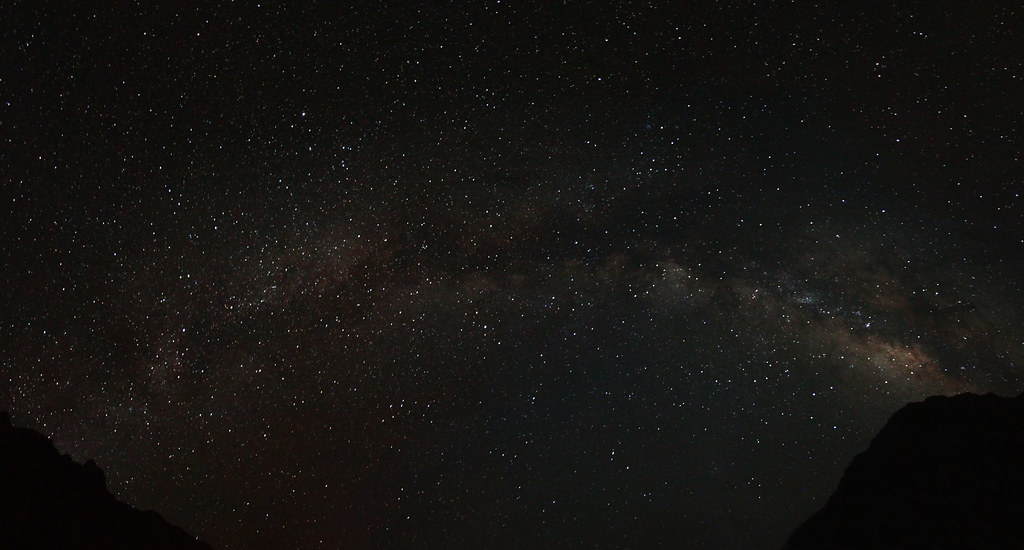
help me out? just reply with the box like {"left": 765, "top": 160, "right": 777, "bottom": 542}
{"left": 3, "top": 2, "right": 1023, "bottom": 548}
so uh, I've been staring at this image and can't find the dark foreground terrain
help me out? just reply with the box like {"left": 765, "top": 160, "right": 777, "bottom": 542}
{"left": 1, "top": 411, "right": 211, "bottom": 550}
{"left": 784, "top": 393, "right": 1024, "bottom": 550}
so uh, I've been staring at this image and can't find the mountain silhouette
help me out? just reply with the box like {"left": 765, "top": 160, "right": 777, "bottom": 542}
{"left": 1, "top": 411, "right": 211, "bottom": 550}
{"left": 783, "top": 392, "right": 1024, "bottom": 550}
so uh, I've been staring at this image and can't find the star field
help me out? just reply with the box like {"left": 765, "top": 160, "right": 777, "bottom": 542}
{"left": 3, "top": 3, "right": 1024, "bottom": 549}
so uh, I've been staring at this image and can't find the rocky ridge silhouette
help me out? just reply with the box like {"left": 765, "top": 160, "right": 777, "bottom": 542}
{"left": 783, "top": 392, "right": 1024, "bottom": 550}
{"left": 1, "top": 410, "right": 211, "bottom": 550}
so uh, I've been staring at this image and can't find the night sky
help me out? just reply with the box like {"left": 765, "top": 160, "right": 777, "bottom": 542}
{"left": 3, "top": 2, "right": 1023, "bottom": 549}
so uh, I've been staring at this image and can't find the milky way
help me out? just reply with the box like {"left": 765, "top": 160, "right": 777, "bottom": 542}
{"left": 3, "top": 3, "right": 1023, "bottom": 549}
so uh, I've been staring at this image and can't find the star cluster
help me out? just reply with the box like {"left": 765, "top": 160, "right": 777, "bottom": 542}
{"left": 3, "top": 3, "right": 1023, "bottom": 549}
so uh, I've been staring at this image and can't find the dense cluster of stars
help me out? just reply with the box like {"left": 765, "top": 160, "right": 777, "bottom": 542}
{"left": 3, "top": 3, "right": 1022, "bottom": 549}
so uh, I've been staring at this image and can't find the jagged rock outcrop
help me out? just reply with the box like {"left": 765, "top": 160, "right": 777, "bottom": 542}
{"left": 783, "top": 392, "right": 1024, "bottom": 550}
{"left": 1, "top": 411, "right": 211, "bottom": 550}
